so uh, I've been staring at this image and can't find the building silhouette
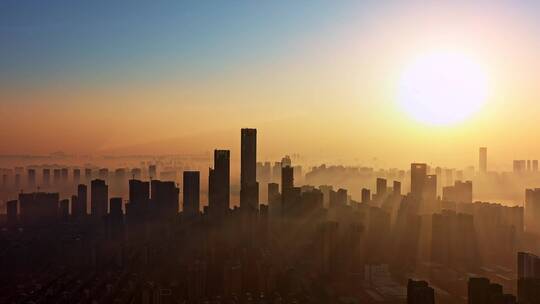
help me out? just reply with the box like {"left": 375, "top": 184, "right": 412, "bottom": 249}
{"left": 240, "top": 128, "right": 259, "bottom": 212}
{"left": 407, "top": 279, "right": 435, "bottom": 304}
{"left": 411, "top": 163, "right": 427, "bottom": 198}
{"left": 91, "top": 179, "right": 108, "bottom": 218}
{"left": 479, "top": 147, "right": 487, "bottom": 173}
{"left": 183, "top": 171, "right": 200, "bottom": 218}
{"left": 209, "top": 149, "right": 230, "bottom": 215}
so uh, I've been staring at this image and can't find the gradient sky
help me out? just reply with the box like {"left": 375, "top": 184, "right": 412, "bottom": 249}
{"left": 2, "top": 1, "right": 540, "bottom": 169}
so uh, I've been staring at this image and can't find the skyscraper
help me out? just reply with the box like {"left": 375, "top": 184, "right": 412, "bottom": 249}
{"left": 518, "top": 252, "right": 540, "bottom": 304}
{"left": 411, "top": 163, "right": 427, "bottom": 197}
{"left": 209, "top": 149, "right": 230, "bottom": 214}
{"left": 407, "top": 279, "right": 435, "bottom": 304}
{"left": 129, "top": 179, "right": 150, "bottom": 205}
{"left": 61, "top": 168, "right": 68, "bottom": 183}
{"left": 393, "top": 181, "right": 401, "bottom": 196}
{"left": 126, "top": 179, "right": 150, "bottom": 223}
{"left": 281, "top": 166, "right": 294, "bottom": 193}
{"left": 361, "top": 188, "right": 371, "bottom": 204}
{"left": 240, "top": 128, "right": 259, "bottom": 211}
{"left": 84, "top": 168, "right": 92, "bottom": 181}
{"left": 183, "top": 171, "right": 200, "bottom": 217}
{"left": 42, "top": 168, "right": 50, "bottom": 187}
{"left": 72, "top": 184, "right": 88, "bottom": 217}
{"left": 479, "top": 147, "right": 487, "bottom": 173}
{"left": 91, "top": 179, "right": 108, "bottom": 218}
{"left": 53, "top": 169, "right": 61, "bottom": 185}
{"left": 376, "top": 178, "right": 387, "bottom": 198}
{"left": 525, "top": 188, "right": 540, "bottom": 235}
{"left": 268, "top": 183, "right": 280, "bottom": 206}
{"left": 73, "top": 168, "right": 81, "bottom": 184}
{"left": 423, "top": 175, "right": 437, "bottom": 200}
{"left": 27, "top": 168, "right": 36, "bottom": 189}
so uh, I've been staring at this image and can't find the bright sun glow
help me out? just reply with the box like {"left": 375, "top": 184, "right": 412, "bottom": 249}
{"left": 397, "top": 51, "right": 490, "bottom": 126}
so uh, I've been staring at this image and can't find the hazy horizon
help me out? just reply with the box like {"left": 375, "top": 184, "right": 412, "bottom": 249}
{"left": 2, "top": 1, "right": 540, "bottom": 169}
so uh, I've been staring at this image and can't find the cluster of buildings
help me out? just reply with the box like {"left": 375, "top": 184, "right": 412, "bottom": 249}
{"left": 2, "top": 131, "right": 540, "bottom": 303}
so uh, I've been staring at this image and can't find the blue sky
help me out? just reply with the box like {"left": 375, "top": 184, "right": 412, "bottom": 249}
{"left": 0, "top": 1, "right": 369, "bottom": 86}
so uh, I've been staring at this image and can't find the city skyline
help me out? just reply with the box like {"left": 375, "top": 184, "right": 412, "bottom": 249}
{"left": 3, "top": 2, "right": 540, "bottom": 303}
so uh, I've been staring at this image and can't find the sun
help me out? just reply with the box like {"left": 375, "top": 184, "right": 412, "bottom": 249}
{"left": 397, "top": 50, "right": 490, "bottom": 126}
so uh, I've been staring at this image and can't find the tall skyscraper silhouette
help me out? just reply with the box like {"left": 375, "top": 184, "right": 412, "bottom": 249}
{"left": 361, "top": 188, "right": 371, "bottom": 203}
{"left": 151, "top": 180, "right": 179, "bottom": 219}
{"left": 240, "top": 128, "right": 259, "bottom": 211}
{"left": 91, "top": 179, "right": 108, "bottom": 218}
{"left": 72, "top": 184, "right": 87, "bottom": 217}
{"left": 183, "top": 171, "right": 200, "bottom": 217}
{"left": 281, "top": 166, "right": 294, "bottom": 194}
{"left": 209, "top": 149, "right": 230, "bottom": 214}
{"left": 376, "top": 177, "right": 387, "bottom": 197}
{"left": 479, "top": 147, "right": 487, "bottom": 173}
{"left": 411, "top": 163, "right": 427, "bottom": 197}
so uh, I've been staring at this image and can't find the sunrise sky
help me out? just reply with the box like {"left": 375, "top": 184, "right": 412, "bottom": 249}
{"left": 1, "top": 1, "right": 540, "bottom": 169}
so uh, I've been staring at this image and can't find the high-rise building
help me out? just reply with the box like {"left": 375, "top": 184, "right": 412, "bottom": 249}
{"left": 423, "top": 175, "right": 437, "bottom": 200}
{"left": 73, "top": 168, "right": 81, "bottom": 184}
{"left": 479, "top": 147, "right": 487, "bottom": 173}
{"left": 268, "top": 183, "right": 280, "bottom": 206}
{"left": 27, "top": 168, "right": 36, "bottom": 188}
{"left": 361, "top": 188, "right": 371, "bottom": 204}
{"left": 411, "top": 163, "right": 427, "bottom": 197}
{"left": 329, "top": 188, "right": 348, "bottom": 208}
{"left": 91, "top": 179, "right": 108, "bottom": 218}
{"left": 150, "top": 179, "right": 179, "bottom": 218}
{"left": 42, "top": 168, "right": 50, "bottom": 187}
{"left": 126, "top": 179, "right": 150, "bottom": 223}
{"left": 407, "top": 279, "right": 434, "bottom": 304}
{"left": 393, "top": 181, "right": 401, "bottom": 196}
{"left": 442, "top": 180, "right": 473, "bottom": 203}
{"left": 72, "top": 184, "right": 88, "bottom": 218}
{"left": 109, "top": 197, "right": 123, "bottom": 218}
{"left": 514, "top": 160, "right": 526, "bottom": 173}
{"left": 183, "top": 171, "right": 200, "bottom": 217}
{"left": 129, "top": 179, "right": 150, "bottom": 205}
{"left": 468, "top": 277, "right": 516, "bottom": 304}
{"left": 60, "top": 168, "right": 68, "bottom": 183}
{"left": 53, "top": 169, "right": 61, "bottom": 185}
{"left": 281, "top": 155, "right": 292, "bottom": 168}
{"left": 19, "top": 192, "right": 59, "bottom": 224}
{"left": 209, "top": 150, "right": 230, "bottom": 214}
{"left": 281, "top": 166, "right": 294, "bottom": 194}
{"left": 376, "top": 178, "right": 387, "bottom": 198}
{"left": 240, "top": 128, "right": 259, "bottom": 211}
{"left": 525, "top": 188, "right": 540, "bottom": 235}
{"left": 281, "top": 166, "right": 296, "bottom": 215}
{"left": 272, "top": 162, "right": 282, "bottom": 183}
{"left": 59, "top": 199, "right": 69, "bottom": 219}
{"left": 518, "top": 252, "right": 540, "bottom": 304}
